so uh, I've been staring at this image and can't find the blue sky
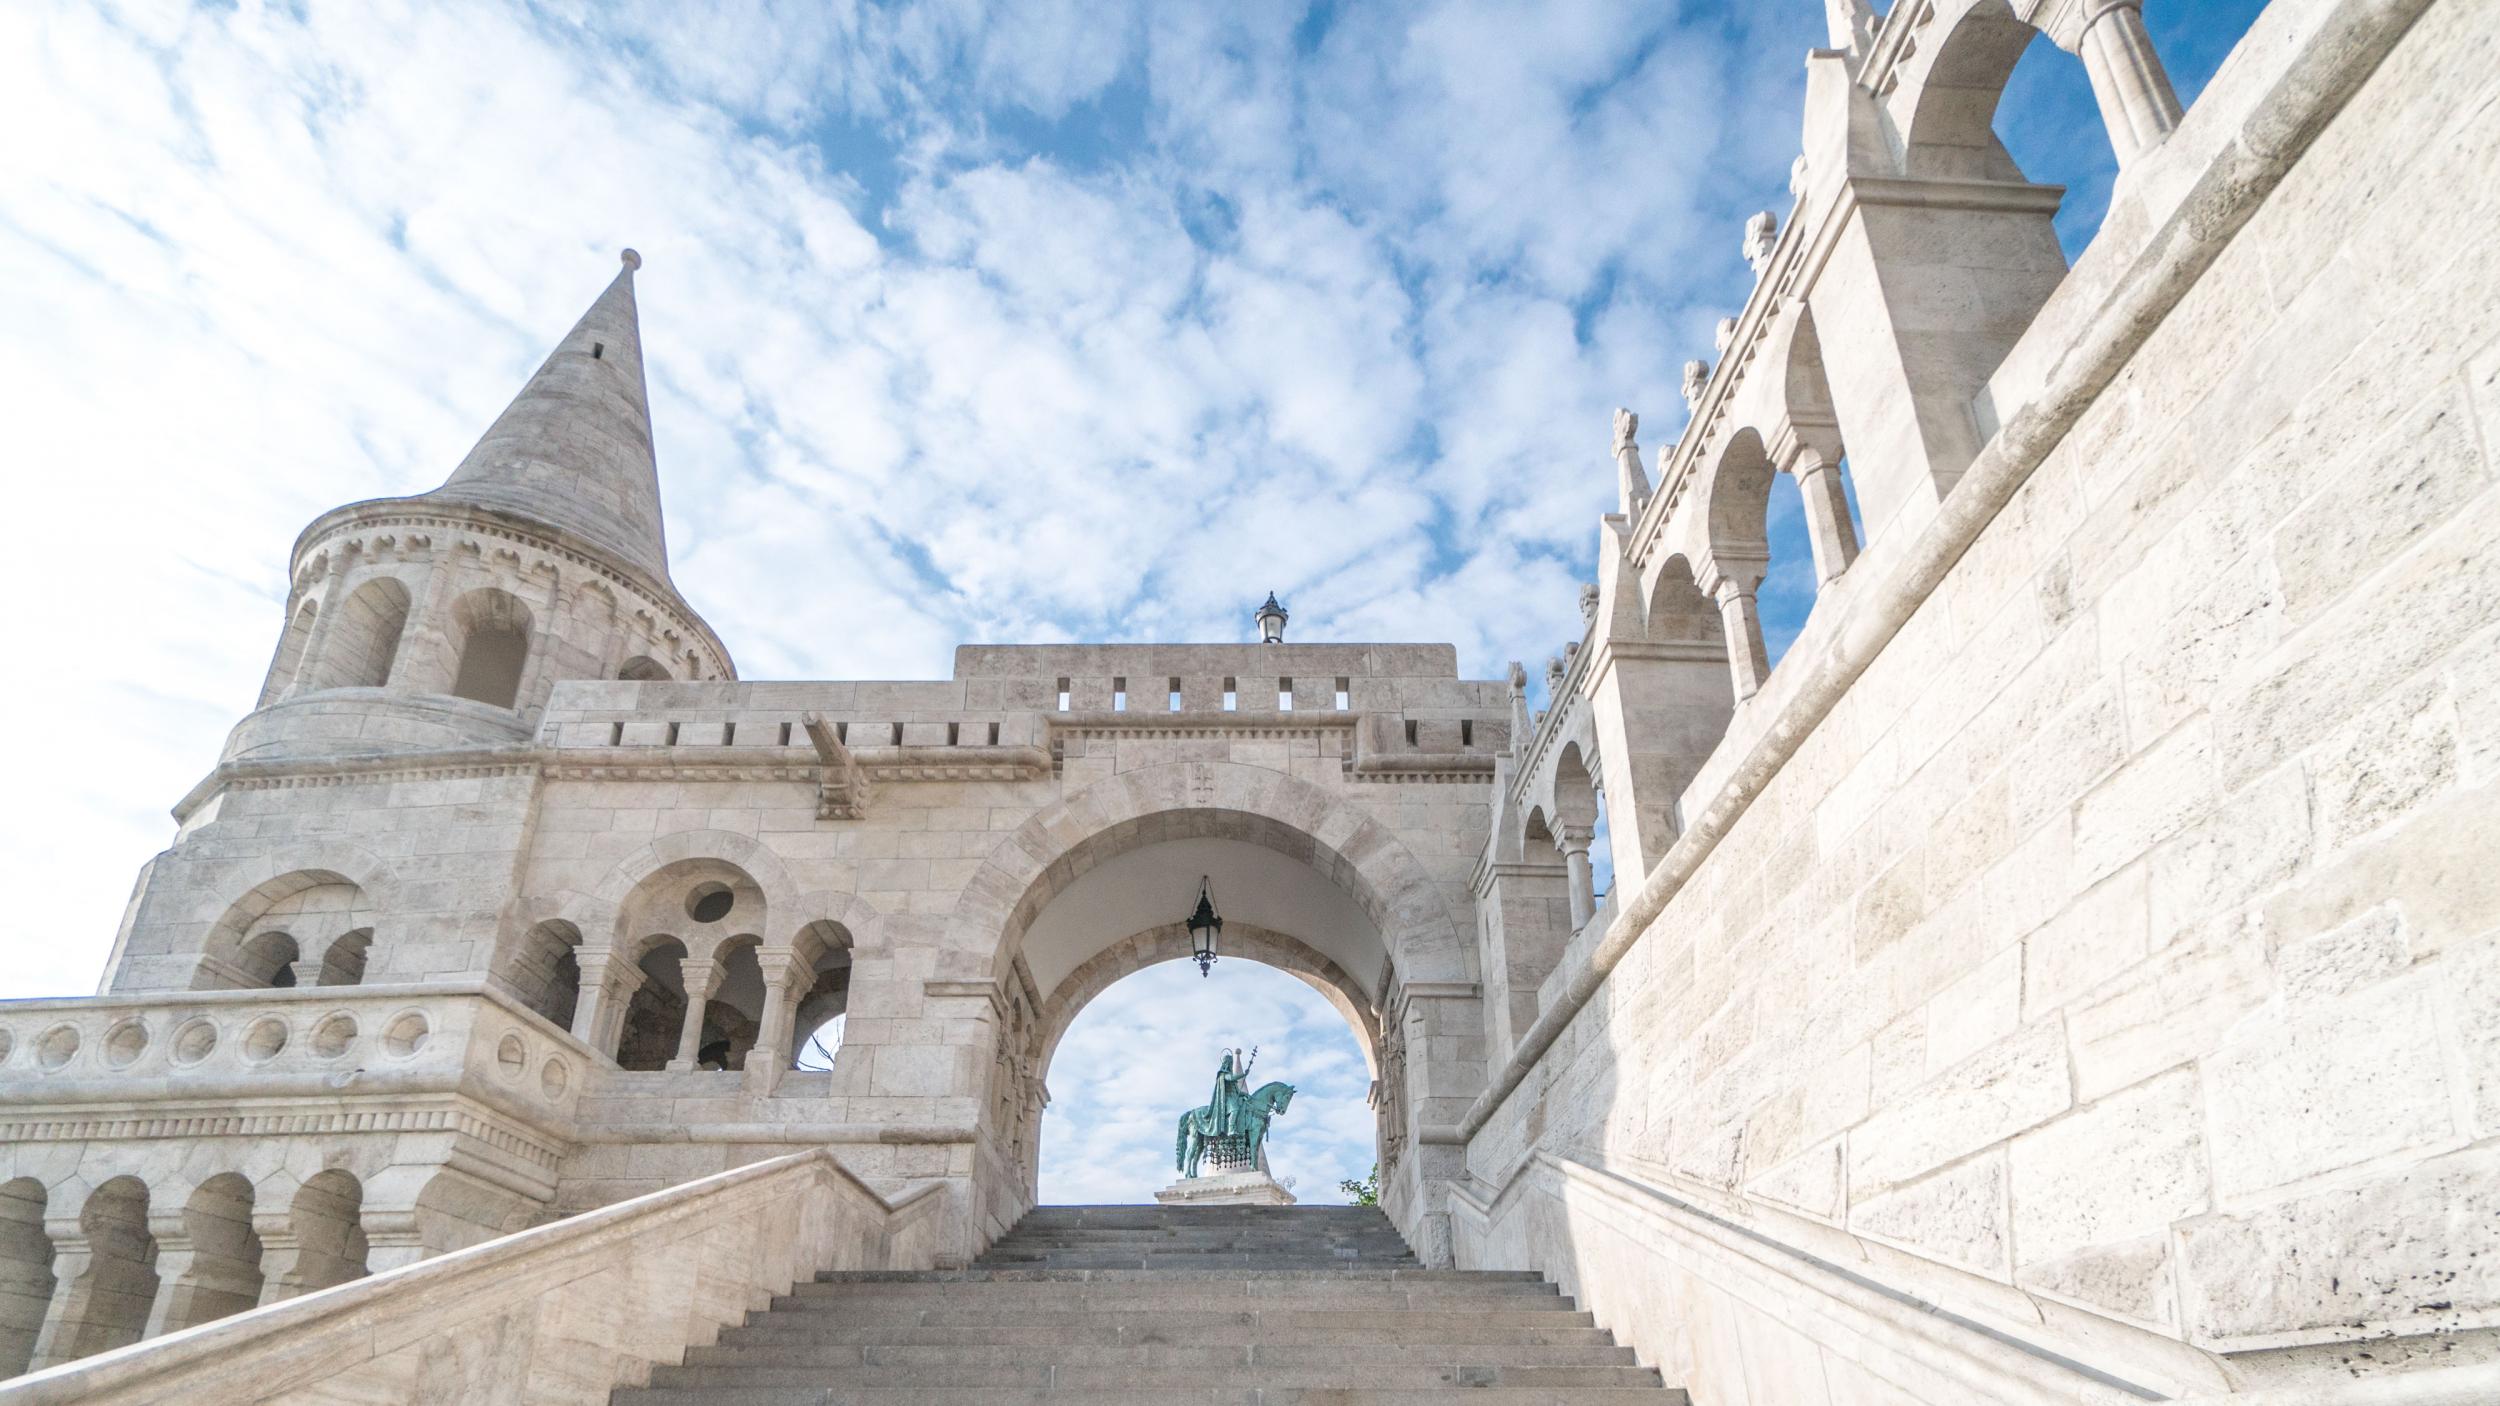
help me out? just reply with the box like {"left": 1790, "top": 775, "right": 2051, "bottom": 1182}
{"left": 0, "top": 0, "right": 2265, "bottom": 1202}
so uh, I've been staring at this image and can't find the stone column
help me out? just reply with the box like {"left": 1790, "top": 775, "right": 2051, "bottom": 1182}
{"left": 744, "top": 946, "right": 813, "bottom": 1094}
{"left": 1557, "top": 825, "right": 1597, "bottom": 932}
{"left": 1783, "top": 440, "right": 1860, "bottom": 584}
{"left": 26, "top": 1230, "right": 93, "bottom": 1370}
{"left": 1707, "top": 567, "right": 1772, "bottom": 701}
{"left": 2077, "top": 0, "right": 2182, "bottom": 166}
{"left": 250, "top": 1218, "right": 306, "bottom": 1307}
{"left": 667, "top": 957, "right": 724, "bottom": 1071}
{"left": 569, "top": 951, "right": 642, "bottom": 1057}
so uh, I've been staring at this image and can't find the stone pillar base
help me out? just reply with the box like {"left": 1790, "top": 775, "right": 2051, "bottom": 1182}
{"left": 1154, "top": 1170, "right": 1297, "bottom": 1207}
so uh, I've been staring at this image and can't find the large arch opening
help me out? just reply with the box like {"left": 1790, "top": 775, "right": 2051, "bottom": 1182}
{"left": 0, "top": 1178, "right": 53, "bottom": 1378}
{"left": 41, "top": 1177, "right": 156, "bottom": 1366}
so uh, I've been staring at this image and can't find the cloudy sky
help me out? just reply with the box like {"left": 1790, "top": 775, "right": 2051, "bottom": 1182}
{"left": 1, "top": 0, "right": 2262, "bottom": 1202}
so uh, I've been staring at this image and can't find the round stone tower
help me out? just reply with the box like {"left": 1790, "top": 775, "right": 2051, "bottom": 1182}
{"left": 229, "top": 251, "right": 733, "bottom": 764}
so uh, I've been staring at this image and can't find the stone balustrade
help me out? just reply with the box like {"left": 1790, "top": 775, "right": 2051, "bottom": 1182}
{"left": 0, "top": 1148, "right": 945, "bottom": 1406}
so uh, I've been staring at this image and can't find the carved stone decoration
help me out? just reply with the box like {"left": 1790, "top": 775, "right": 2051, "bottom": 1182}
{"left": 1682, "top": 359, "right": 1711, "bottom": 411}
{"left": 1715, "top": 316, "right": 1740, "bottom": 354}
{"left": 1578, "top": 583, "right": 1600, "bottom": 626}
{"left": 1545, "top": 654, "right": 1567, "bottom": 699}
{"left": 1611, "top": 407, "right": 1653, "bottom": 514}
{"left": 1789, "top": 153, "right": 1809, "bottom": 199}
{"left": 1743, "top": 210, "right": 1779, "bottom": 274}
{"left": 1611, "top": 406, "right": 1639, "bottom": 453}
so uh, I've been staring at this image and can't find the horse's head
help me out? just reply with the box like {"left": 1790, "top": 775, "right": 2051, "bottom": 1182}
{"left": 1253, "top": 1081, "right": 1295, "bottom": 1116}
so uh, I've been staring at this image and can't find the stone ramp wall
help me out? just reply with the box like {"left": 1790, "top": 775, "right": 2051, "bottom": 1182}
{"left": 1455, "top": 0, "right": 2500, "bottom": 1400}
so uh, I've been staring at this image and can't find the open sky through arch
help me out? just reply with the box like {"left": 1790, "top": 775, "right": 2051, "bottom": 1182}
{"left": 1041, "top": 960, "right": 1376, "bottom": 1205}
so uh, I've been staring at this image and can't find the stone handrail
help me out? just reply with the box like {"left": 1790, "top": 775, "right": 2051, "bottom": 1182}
{"left": 0, "top": 1148, "right": 945, "bottom": 1405}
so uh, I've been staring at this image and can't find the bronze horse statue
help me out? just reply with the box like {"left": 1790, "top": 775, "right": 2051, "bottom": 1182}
{"left": 1175, "top": 1080, "right": 1295, "bottom": 1177}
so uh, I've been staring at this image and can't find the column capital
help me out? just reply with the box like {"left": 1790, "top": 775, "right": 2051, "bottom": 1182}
{"left": 676, "top": 956, "right": 725, "bottom": 997}
{"left": 1554, "top": 822, "right": 1596, "bottom": 855}
{"left": 1697, "top": 553, "right": 1770, "bottom": 602}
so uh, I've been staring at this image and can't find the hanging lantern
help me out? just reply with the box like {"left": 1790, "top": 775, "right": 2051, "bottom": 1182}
{"left": 1187, "top": 876, "right": 1223, "bottom": 976}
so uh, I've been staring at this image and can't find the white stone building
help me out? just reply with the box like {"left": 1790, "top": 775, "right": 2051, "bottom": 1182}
{"left": 3, "top": 0, "right": 2497, "bottom": 1401}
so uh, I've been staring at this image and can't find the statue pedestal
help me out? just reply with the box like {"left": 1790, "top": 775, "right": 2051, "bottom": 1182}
{"left": 1154, "top": 1169, "right": 1297, "bottom": 1207}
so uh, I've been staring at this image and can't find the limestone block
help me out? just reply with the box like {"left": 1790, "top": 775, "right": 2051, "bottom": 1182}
{"left": 1849, "top": 1151, "right": 2008, "bottom": 1278}
{"left": 2008, "top": 1070, "right": 2204, "bottom": 1270}
{"left": 1848, "top": 1019, "right": 2069, "bottom": 1199}
{"left": 2204, "top": 975, "right": 2457, "bottom": 1199}
{"left": 2064, "top": 911, "right": 2270, "bottom": 1102}
{"left": 2017, "top": 1235, "right": 2175, "bottom": 1330}
{"left": 2274, "top": 903, "right": 2411, "bottom": 1004}
{"left": 2070, "top": 717, "right": 2217, "bottom": 889}
{"left": 2143, "top": 762, "right": 2309, "bottom": 946}
{"left": 2020, "top": 864, "right": 2146, "bottom": 1019}
{"left": 2310, "top": 675, "right": 2459, "bottom": 855}
{"left": 616, "top": 722, "right": 669, "bottom": 747}
{"left": 2273, "top": 384, "right": 2487, "bottom": 627}
{"left": 2178, "top": 1148, "right": 2500, "bottom": 1347}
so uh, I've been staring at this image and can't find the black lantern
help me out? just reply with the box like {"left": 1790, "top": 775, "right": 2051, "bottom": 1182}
{"left": 1255, "top": 592, "right": 1289, "bottom": 645}
{"left": 1187, "top": 876, "right": 1223, "bottom": 976}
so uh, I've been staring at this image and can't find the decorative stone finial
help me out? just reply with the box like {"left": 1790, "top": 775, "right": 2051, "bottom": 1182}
{"left": 1714, "top": 317, "right": 1739, "bottom": 354}
{"left": 1546, "top": 654, "right": 1567, "bottom": 695}
{"left": 1578, "top": 583, "right": 1600, "bottom": 626}
{"left": 1657, "top": 441, "right": 1677, "bottom": 477}
{"left": 1682, "top": 359, "right": 1711, "bottom": 411}
{"left": 1612, "top": 408, "right": 1652, "bottom": 515}
{"left": 1743, "top": 211, "right": 1778, "bottom": 274}
{"left": 1789, "top": 155, "right": 1810, "bottom": 200}
{"left": 620, "top": 248, "right": 643, "bottom": 270}
{"left": 1507, "top": 661, "right": 1528, "bottom": 693}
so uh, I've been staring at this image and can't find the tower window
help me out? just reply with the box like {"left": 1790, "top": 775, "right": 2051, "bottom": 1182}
{"left": 1335, "top": 677, "right": 1351, "bottom": 711}
{"left": 1278, "top": 678, "right": 1294, "bottom": 711}
{"left": 1221, "top": 678, "right": 1237, "bottom": 712}
{"left": 1113, "top": 677, "right": 1128, "bottom": 713}
{"left": 1056, "top": 678, "right": 1071, "bottom": 711}
{"left": 591, "top": 342, "right": 604, "bottom": 360}
{"left": 1167, "top": 677, "right": 1182, "bottom": 712}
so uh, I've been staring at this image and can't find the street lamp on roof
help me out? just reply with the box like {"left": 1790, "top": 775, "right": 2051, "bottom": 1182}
{"left": 1187, "top": 876, "right": 1223, "bottom": 976}
{"left": 1255, "top": 592, "right": 1289, "bottom": 645}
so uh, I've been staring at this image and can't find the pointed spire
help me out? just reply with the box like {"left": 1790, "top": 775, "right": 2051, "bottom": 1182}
{"left": 1826, "top": 0, "right": 1878, "bottom": 59}
{"left": 423, "top": 249, "right": 673, "bottom": 582}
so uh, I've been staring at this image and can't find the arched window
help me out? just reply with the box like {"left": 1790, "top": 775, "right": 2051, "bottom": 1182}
{"left": 155, "top": 1175, "right": 262, "bottom": 1332}
{"left": 310, "top": 578, "right": 410, "bottom": 691}
{"left": 617, "top": 655, "right": 671, "bottom": 682}
{"left": 269, "top": 1171, "right": 367, "bottom": 1301}
{"left": 238, "top": 930, "right": 301, "bottom": 988}
{"left": 316, "top": 930, "right": 372, "bottom": 986}
{"left": 42, "top": 1179, "right": 155, "bottom": 1364}
{"left": 0, "top": 1179, "right": 53, "bottom": 1377}
{"left": 614, "top": 937, "right": 689, "bottom": 1071}
{"left": 448, "top": 589, "right": 533, "bottom": 710}
{"left": 508, "top": 921, "right": 584, "bottom": 1030}
{"left": 261, "top": 599, "right": 319, "bottom": 705}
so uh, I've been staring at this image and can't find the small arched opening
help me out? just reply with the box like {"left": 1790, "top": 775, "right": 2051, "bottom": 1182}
{"left": 237, "top": 931, "right": 301, "bottom": 989}
{"left": 0, "top": 1178, "right": 54, "bottom": 1377}
{"left": 448, "top": 588, "right": 533, "bottom": 710}
{"left": 316, "top": 929, "right": 372, "bottom": 987}
{"left": 616, "top": 655, "right": 672, "bottom": 682}
{"left": 614, "top": 937, "right": 690, "bottom": 1071}
{"left": 268, "top": 1171, "right": 367, "bottom": 1301}
{"left": 310, "top": 577, "right": 410, "bottom": 691}
{"left": 42, "top": 1177, "right": 156, "bottom": 1365}
{"left": 153, "top": 1174, "right": 262, "bottom": 1334}
{"left": 791, "top": 921, "right": 854, "bottom": 1073}
{"left": 261, "top": 598, "right": 319, "bottom": 705}
{"left": 692, "top": 937, "right": 766, "bottom": 1071}
{"left": 507, "top": 920, "right": 584, "bottom": 1031}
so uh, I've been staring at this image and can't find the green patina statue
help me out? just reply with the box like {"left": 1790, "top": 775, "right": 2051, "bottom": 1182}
{"left": 1175, "top": 1046, "right": 1296, "bottom": 1178}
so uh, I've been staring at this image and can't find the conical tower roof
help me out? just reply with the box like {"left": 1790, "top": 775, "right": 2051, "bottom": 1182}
{"left": 422, "top": 249, "right": 671, "bottom": 581}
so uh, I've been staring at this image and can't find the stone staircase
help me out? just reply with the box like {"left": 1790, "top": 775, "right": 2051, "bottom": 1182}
{"left": 615, "top": 1203, "right": 1686, "bottom": 1404}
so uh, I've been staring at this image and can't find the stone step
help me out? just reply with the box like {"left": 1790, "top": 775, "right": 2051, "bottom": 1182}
{"left": 715, "top": 1322, "right": 1618, "bottom": 1350}
{"left": 684, "top": 1343, "right": 1639, "bottom": 1369}
{"left": 820, "top": 1265, "right": 1520, "bottom": 1275}
{"left": 648, "top": 1363, "right": 1664, "bottom": 1391}
{"left": 787, "top": 1278, "right": 1559, "bottom": 1300}
{"left": 615, "top": 1380, "right": 1690, "bottom": 1390}
{"left": 770, "top": 1291, "right": 1568, "bottom": 1316}
{"left": 725, "top": 1308, "right": 1602, "bottom": 1338}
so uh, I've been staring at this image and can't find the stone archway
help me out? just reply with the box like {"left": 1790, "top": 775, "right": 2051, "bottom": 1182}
{"left": 1036, "top": 922, "right": 1381, "bottom": 1083}
{"left": 947, "top": 761, "right": 1470, "bottom": 989}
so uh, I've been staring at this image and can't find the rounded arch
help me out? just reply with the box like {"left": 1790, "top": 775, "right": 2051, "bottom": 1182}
{"left": 1696, "top": 427, "right": 1778, "bottom": 578}
{"left": 1035, "top": 922, "right": 1380, "bottom": 1084}
{"left": 155, "top": 1172, "right": 262, "bottom": 1332}
{"left": 616, "top": 655, "right": 672, "bottom": 682}
{"left": 581, "top": 830, "right": 804, "bottom": 948}
{"left": 308, "top": 575, "right": 411, "bottom": 691}
{"left": 1897, "top": 0, "right": 2041, "bottom": 180}
{"left": 1642, "top": 554, "right": 1724, "bottom": 646}
{"left": 1549, "top": 742, "right": 1599, "bottom": 833}
{"left": 447, "top": 587, "right": 533, "bottom": 709}
{"left": 195, "top": 845, "right": 400, "bottom": 991}
{"left": 789, "top": 917, "right": 856, "bottom": 1072}
{"left": 0, "top": 1177, "right": 52, "bottom": 1377}
{"left": 500, "top": 918, "right": 583, "bottom": 1030}
{"left": 45, "top": 1175, "right": 156, "bottom": 1363}
{"left": 948, "top": 762, "right": 1469, "bottom": 989}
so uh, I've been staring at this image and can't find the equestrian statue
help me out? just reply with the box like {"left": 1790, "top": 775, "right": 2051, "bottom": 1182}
{"left": 1175, "top": 1047, "right": 1296, "bottom": 1178}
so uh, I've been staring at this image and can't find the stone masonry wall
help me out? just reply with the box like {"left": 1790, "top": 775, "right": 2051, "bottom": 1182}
{"left": 1457, "top": 1, "right": 2500, "bottom": 1401}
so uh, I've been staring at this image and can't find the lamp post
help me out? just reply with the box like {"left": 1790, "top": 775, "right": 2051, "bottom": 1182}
{"left": 1188, "top": 876, "right": 1223, "bottom": 976}
{"left": 1255, "top": 592, "right": 1288, "bottom": 645}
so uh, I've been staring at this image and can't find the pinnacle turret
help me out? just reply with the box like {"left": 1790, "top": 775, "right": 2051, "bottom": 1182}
{"left": 422, "top": 249, "right": 672, "bottom": 582}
